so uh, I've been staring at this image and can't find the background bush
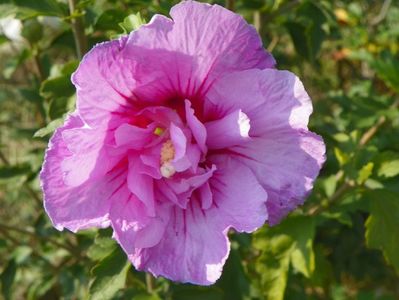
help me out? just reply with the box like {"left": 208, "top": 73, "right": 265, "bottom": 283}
{"left": 0, "top": 0, "right": 398, "bottom": 299}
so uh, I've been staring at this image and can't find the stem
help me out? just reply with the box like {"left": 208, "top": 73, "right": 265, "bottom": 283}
{"left": 145, "top": 273, "right": 154, "bottom": 293}
{"left": 0, "top": 149, "right": 8, "bottom": 165}
{"left": 225, "top": 0, "right": 235, "bottom": 11}
{"left": 370, "top": 0, "right": 392, "bottom": 26}
{"left": 68, "top": 0, "right": 88, "bottom": 59}
{"left": 359, "top": 100, "right": 399, "bottom": 147}
{"left": 30, "top": 43, "right": 45, "bottom": 82}
{"left": 253, "top": 11, "right": 261, "bottom": 33}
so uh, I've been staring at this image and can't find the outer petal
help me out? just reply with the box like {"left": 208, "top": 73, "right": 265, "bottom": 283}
{"left": 61, "top": 126, "right": 118, "bottom": 186}
{"left": 205, "top": 69, "right": 313, "bottom": 133}
{"left": 128, "top": 202, "right": 230, "bottom": 285}
{"left": 231, "top": 130, "right": 325, "bottom": 225}
{"left": 72, "top": 36, "right": 135, "bottom": 127}
{"left": 124, "top": 1, "right": 274, "bottom": 98}
{"left": 40, "top": 114, "right": 126, "bottom": 232}
{"left": 205, "top": 68, "right": 325, "bottom": 224}
{"left": 208, "top": 156, "right": 268, "bottom": 232}
{"left": 110, "top": 190, "right": 167, "bottom": 250}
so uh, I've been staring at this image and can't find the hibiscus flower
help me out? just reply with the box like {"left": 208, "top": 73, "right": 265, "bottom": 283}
{"left": 40, "top": 0, "right": 325, "bottom": 285}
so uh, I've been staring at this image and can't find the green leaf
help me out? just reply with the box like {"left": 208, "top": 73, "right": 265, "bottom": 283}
{"left": 376, "top": 152, "right": 399, "bottom": 179}
{"left": 49, "top": 96, "right": 70, "bottom": 120}
{"left": 285, "top": 2, "right": 327, "bottom": 62}
{"left": 171, "top": 286, "right": 224, "bottom": 300}
{"left": 40, "top": 76, "right": 75, "bottom": 99}
{"left": 33, "top": 118, "right": 63, "bottom": 138}
{"left": 323, "top": 175, "right": 337, "bottom": 198}
{"left": 357, "top": 162, "right": 374, "bottom": 185}
{"left": 95, "top": 9, "right": 127, "bottom": 31}
{"left": 320, "top": 211, "right": 353, "bottom": 227}
{"left": 216, "top": 248, "right": 249, "bottom": 300}
{"left": 87, "top": 230, "right": 117, "bottom": 261}
{"left": 255, "top": 234, "right": 292, "bottom": 300}
{"left": 0, "top": 163, "right": 31, "bottom": 179}
{"left": 334, "top": 147, "right": 349, "bottom": 166}
{"left": 0, "top": 34, "right": 9, "bottom": 45}
{"left": 89, "top": 247, "right": 130, "bottom": 300}
{"left": 253, "top": 216, "right": 316, "bottom": 300}
{"left": 371, "top": 51, "right": 399, "bottom": 93}
{"left": 119, "top": 13, "right": 146, "bottom": 33}
{"left": 289, "top": 218, "right": 316, "bottom": 277}
{"left": 12, "top": 246, "right": 32, "bottom": 264}
{"left": 365, "top": 189, "right": 399, "bottom": 272}
{"left": 21, "top": 18, "right": 43, "bottom": 43}
{"left": 1, "top": 259, "right": 17, "bottom": 300}
{"left": 0, "top": 0, "right": 67, "bottom": 19}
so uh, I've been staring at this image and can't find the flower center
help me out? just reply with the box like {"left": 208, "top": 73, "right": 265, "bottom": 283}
{"left": 160, "top": 140, "right": 176, "bottom": 178}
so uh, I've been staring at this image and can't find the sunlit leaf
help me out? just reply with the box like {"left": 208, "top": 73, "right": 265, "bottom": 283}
{"left": 119, "top": 12, "right": 146, "bottom": 33}
{"left": 89, "top": 247, "right": 130, "bottom": 300}
{"left": 365, "top": 189, "right": 399, "bottom": 272}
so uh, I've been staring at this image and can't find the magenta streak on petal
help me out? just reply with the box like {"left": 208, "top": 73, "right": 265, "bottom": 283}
{"left": 198, "top": 182, "right": 213, "bottom": 209}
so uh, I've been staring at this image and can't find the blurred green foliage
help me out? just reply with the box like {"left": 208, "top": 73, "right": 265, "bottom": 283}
{"left": 0, "top": 0, "right": 398, "bottom": 299}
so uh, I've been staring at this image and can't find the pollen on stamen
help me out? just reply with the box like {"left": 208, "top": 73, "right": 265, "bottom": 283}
{"left": 160, "top": 140, "right": 176, "bottom": 178}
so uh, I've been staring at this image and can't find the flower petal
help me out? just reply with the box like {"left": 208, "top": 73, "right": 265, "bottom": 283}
{"left": 208, "top": 156, "right": 268, "bottom": 232}
{"left": 170, "top": 123, "right": 187, "bottom": 161}
{"left": 114, "top": 123, "right": 155, "bottom": 149}
{"left": 124, "top": 1, "right": 274, "bottom": 98}
{"left": 119, "top": 158, "right": 266, "bottom": 285}
{"left": 230, "top": 130, "right": 326, "bottom": 225}
{"left": 127, "top": 156, "right": 156, "bottom": 217}
{"left": 40, "top": 114, "right": 126, "bottom": 232}
{"left": 72, "top": 37, "right": 136, "bottom": 127}
{"left": 205, "top": 69, "right": 313, "bottom": 135}
{"left": 185, "top": 100, "right": 207, "bottom": 153}
{"left": 61, "top": 126, "right": 117, "bottom": 186}
{"left": 205, "top": 109, "right": 250, "bottom": 149}
{"left": 110, "top": 192, "right": 166, "bottom": 250}
{"left": 129, "top": 202, "right": 230, "bottom": 285}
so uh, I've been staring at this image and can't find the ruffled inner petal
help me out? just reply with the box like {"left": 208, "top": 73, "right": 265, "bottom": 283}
{"left": 205, "top": 109, "right": 251, "bottom": 149}
{"left": 127, "top": 156, "right": 156, "bottom": 217}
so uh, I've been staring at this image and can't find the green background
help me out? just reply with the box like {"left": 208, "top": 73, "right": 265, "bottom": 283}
{"left": 0, "top": 0, "right": 398, "bottom": 299}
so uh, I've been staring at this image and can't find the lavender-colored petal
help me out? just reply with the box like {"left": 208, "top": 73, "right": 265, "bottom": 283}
{"left": 40, "top": 114, "right": 126, "bottom": 232}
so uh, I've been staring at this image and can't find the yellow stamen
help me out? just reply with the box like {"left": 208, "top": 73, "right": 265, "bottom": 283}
{"left": 160, "top": 140, "right": 175, "bottom": 164}
{"left": 154, "top": 127, "right": 164, "bottom": 136}
{"left": 160, "top": 139, "right": 176, "bottom": 178}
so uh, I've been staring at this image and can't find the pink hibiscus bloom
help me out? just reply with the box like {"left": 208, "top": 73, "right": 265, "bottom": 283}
{"left": 40, "top": 0, "right": 325, "bottom": 285}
